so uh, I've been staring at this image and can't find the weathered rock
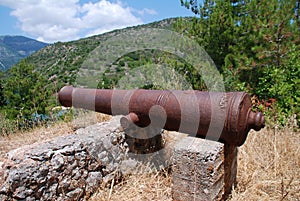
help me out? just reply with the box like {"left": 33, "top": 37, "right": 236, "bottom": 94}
{"left": 171, "top": 136, "right": 237, "bottom": 201}
{"left": 0, "top": 116, "right": 129, "bottom": 201}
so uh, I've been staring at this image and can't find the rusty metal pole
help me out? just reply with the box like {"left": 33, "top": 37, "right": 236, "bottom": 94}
{"left": 58, "top": 86, "right": 264, "bottom": 146}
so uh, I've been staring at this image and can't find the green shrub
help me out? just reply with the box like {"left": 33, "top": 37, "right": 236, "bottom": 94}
{"left": 256, "top": 45, "right": 300, "bottom": 127}
{"left": 0, "top": 112, "right": 17, "bottom": 135}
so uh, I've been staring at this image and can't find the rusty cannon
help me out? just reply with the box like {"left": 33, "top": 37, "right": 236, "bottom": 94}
{"left": 58, "top": 86, "right": 264, "bottom": 146}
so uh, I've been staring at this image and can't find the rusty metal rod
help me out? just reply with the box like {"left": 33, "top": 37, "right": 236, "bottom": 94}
{"left": 58, "top": 86, "right": 264, "bottom": 146}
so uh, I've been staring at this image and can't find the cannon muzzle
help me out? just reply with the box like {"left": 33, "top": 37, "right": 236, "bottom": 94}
{"left": 58, "top": 86, "right": 264, "bottom": 146}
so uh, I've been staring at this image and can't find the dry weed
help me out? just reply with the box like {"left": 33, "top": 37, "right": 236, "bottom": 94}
{"left": 0, "top": 112, "right": 111, "bottom": 162}
{"left": 229, "top": 128, "right": 300, "bottom": 200}
{"left": 89, "top": 165, "right": 172, "bottom": 201}
{"left": 72, "top": 110, "right": 111, "bottom": 130}
{"left": 0, "top": 122, "right": 74, "bottom": 161}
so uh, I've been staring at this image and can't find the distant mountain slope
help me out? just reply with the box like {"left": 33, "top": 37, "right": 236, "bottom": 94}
{"left": 0, "top": 36, "right": 48, "bottom": 71}
{"left": 24, "top": 18, "right": 183, "bottom": 89}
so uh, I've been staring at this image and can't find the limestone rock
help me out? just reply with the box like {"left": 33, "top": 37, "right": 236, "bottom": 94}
{"left": 0, "top": 116, "right": 127, "bottom": 201}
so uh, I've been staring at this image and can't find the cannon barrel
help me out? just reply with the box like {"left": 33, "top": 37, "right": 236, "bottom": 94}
{"left": 58, "top": 86, "right": 264, "bottom": 146}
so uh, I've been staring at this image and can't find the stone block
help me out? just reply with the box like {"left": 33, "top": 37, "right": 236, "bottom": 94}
{"left": 172, "top": 137, "right": 237, "bottom": 201}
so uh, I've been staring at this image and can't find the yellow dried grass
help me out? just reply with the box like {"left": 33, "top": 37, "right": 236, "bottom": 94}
{"left": 229, "top": 128, "right": 300, "bottom": 201}
{"left": 0, "top": 112, "right": 111, "bottom": 161}
{"left": 89, "top": 165, "right": 172, "bottom": 201}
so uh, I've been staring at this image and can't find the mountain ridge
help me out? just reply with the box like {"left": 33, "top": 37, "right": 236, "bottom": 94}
{"left": 0, "top": 35, "right": 48, "bottom": 71}
{"left": 23, "top": 17, "right": 185, "bottom": 88}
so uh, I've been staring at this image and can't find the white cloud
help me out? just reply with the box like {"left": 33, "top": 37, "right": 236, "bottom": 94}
{"left": 0, "top": 0, "right": 144, "bottom": 43}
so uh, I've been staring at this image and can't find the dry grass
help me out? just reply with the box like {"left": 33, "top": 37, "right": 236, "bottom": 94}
{"left": 90, "top": 127, "right": 299, "bottom": 201}
{"left": 229, "top": 127, "right": 300, "bottom": 201}
{"left": 0, "top": 112, "right": 111, "bottom": 162}
{"left": 1, "top": 115, "right": 299, "bottom": 200}
{"left": 0, "top": 121, "right": 74, "bottom": 161}
{"left": 89, "top": 165, "right": 172, "bottom": 201}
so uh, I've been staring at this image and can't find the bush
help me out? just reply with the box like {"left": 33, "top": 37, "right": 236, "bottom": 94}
{"left": 256, "top": 45, "right": 300, "bottom": 127}
{"left": 0, "top": 112, "right": 17, "bottom": 136}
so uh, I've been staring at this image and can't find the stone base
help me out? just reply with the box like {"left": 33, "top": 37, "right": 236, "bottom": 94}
{"left": 0, "top": 117, "right": 131, "bottom": 201}
{"left": 172, "top": 137, "right": 237, "bottom": 201}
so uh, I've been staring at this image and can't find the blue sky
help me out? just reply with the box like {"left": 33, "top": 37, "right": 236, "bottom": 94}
{"left": 0, "top": 0, "right": 196, "bottom": 43}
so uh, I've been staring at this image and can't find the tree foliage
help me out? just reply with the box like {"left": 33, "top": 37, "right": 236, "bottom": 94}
{"left": 1, "top": 61, "right": 53, "bottom": 125}
{"left": 179, "top": 0, "right": 300, "bottom": 125}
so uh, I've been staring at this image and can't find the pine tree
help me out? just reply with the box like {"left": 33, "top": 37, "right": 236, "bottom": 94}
{"left": 180, "top": 0, "right": 300, "bottom": 125}
{"left": 3, "top": 61, "right": 52, "bottom": 124}
{"left": 179, "top": 0, "right": 299, "bottom": 91}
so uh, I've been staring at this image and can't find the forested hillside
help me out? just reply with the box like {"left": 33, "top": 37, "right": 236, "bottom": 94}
{"left": 0, "top": 0, "right": 299, "bottom": 134}
{"left": 0, "top": 18, "right": 182, "bottom": 132}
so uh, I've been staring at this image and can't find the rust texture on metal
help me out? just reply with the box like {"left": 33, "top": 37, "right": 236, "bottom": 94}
{"left": 58, "top": 86, "right": 265, "bottom": 146}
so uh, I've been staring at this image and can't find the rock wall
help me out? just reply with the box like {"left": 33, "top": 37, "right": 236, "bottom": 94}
{"left": 0, "top": 117, "right": 132, "bottom": 201}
